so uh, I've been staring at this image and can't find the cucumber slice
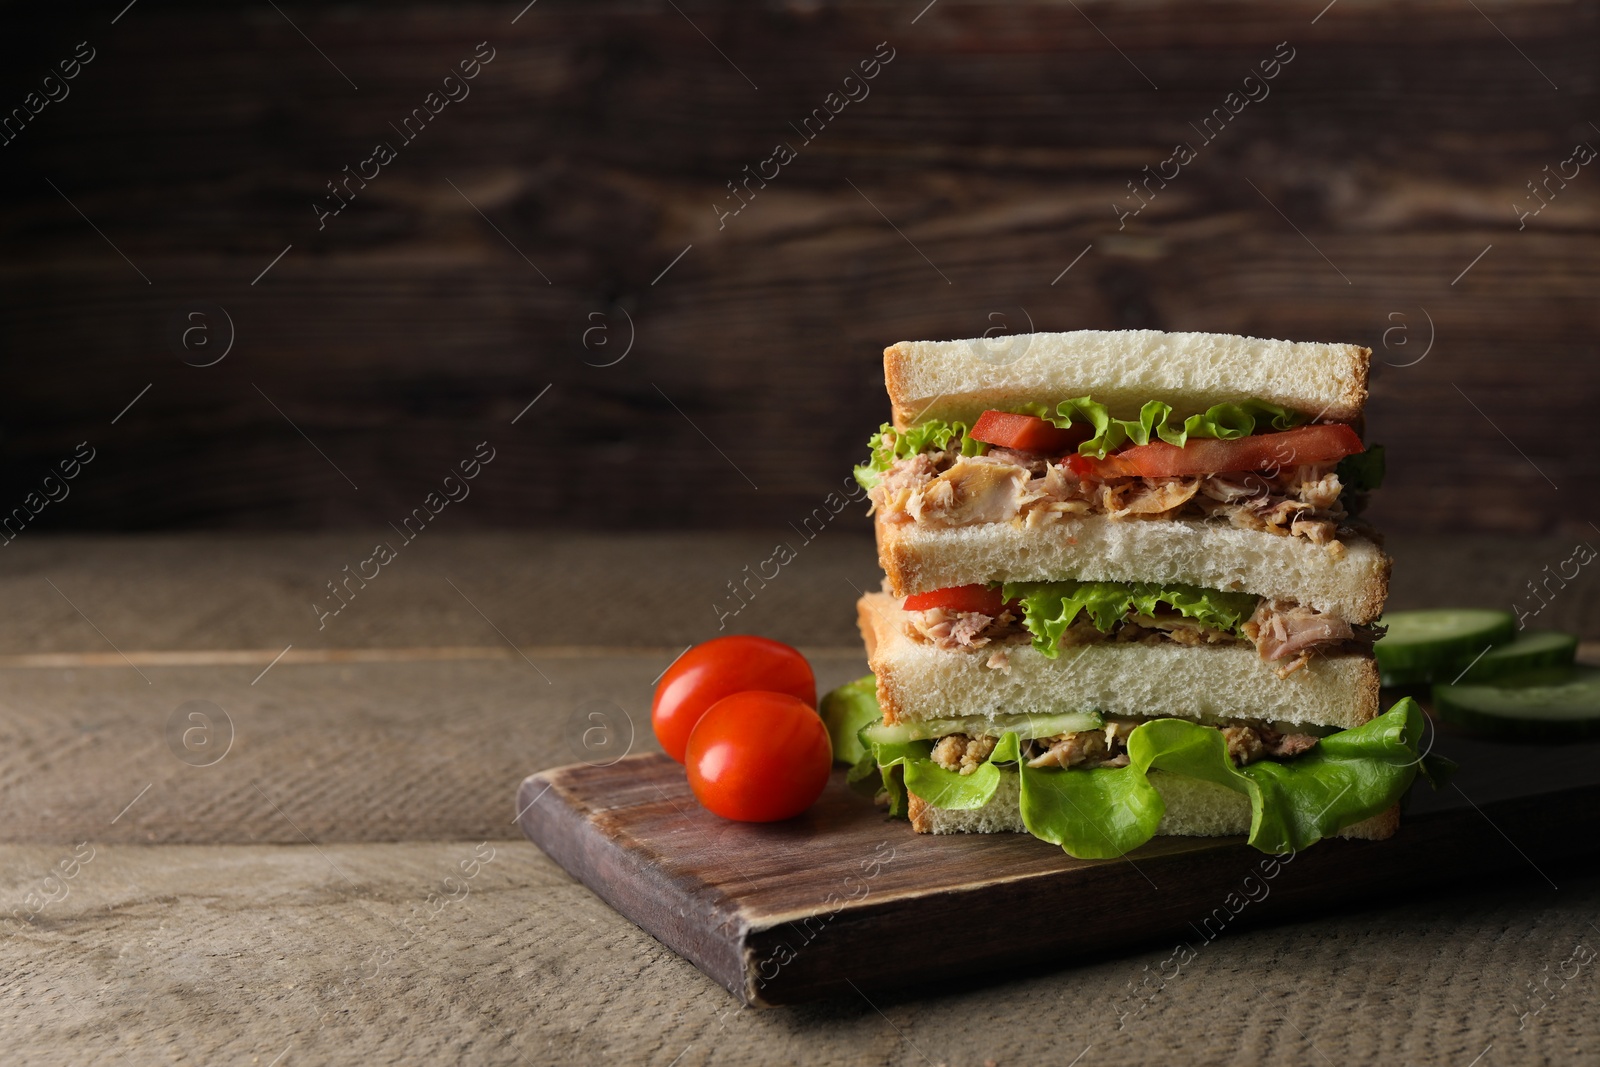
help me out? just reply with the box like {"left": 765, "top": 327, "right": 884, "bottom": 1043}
{"left": 1433, "top": 666, "right": 1600, "bottom": 740}
{"left": 1458, "top": 631, "right": 1578, "bottom": 683}
{"left": 1375, "top": 609, "right": 1516, "bottom": 686}
{"left": 861, "top": 710, "right": 1103, "bottom": 746}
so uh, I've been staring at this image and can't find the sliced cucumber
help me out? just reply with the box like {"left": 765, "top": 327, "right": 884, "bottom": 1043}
{"left": 1458, "top": 631, "right": 1578, "bottom": 684}
{"left": 1433, "top": 666, "right": 1600, "bottom": 740}
{"left": 1375, "top": 609, "right": 1516, "bottom": 686}
{"left": 861, "top": 710, "right": 1103, "bottom": 746}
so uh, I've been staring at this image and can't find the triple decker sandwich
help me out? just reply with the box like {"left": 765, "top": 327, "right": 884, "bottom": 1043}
{"left": 836, "top": 330, "right": 1429, "bottom": 857}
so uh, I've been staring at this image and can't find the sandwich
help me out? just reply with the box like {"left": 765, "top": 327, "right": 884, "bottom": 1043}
{"left": 836, "top": 329, "right": 1429, "bottom": 858}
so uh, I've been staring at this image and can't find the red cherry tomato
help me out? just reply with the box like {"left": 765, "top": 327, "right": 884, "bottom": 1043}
{"left": 652, "top": 636, "right": 815, "bottom": 763}
{"left": 685, "top": 691, "right": 832, "bottom": 822}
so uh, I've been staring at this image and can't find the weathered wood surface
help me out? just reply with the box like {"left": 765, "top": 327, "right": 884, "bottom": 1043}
{"left": 0, "top": 530, "right": 878, "bottom": 843}
{"left": 2, "top": 2, "right": 1597, "bottom": 535}
{"left": 3, "top": 840, "right": 1599, "bottom": 1065}
{"left": 0, "top": 533, "right": 1598, "bottom": 1061}
{"left": 518, "top": 746, "right": 1600, "bottom": 1005}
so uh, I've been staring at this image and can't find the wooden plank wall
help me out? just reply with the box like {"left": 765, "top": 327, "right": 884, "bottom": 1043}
{"left": 1, "top": 0, "right": 1595, "bottom": 534}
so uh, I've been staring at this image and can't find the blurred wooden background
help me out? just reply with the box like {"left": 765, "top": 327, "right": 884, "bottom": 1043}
{"left": 1, "top": 0, "right": 1595, "bottom": 535}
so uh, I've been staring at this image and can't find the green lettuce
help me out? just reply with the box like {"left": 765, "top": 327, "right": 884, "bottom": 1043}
{"left": 1126, "top": 701, "right": 1423, "bottom": 853}
{"left": 851, "top": 736, "right": 930, "bottom": 818}
{"left": 833, "top": 672, "right": 1428, "bottom": 858}
{"left": 1029, "top": 396, "right": 1305, "bottom": 458}
{"left": 902, "top": 756, "right": 1006, "bottom": 810}
{"left": 819, "top": 675, "right": 882, "bottom": 766}
{"left": 1337, "top": 443, "right": 1385, "bottom": 491}
{"left": 853, "top": 397, "right": 1305, "bottom": 480}
{"left": 1002, "top": 579, "right": 1260, "bottom": 658}
{"left": 1000, "top": 733, "right": 1168, "bottom": 859}
{"left": 834, "top": 677, "right": 926, "bottom": 816}
{"left": 852, "top": 729, "right": 1010, "bottom": 819}
{"left": 853, "top": 420, "right": 986, "bottom": 490}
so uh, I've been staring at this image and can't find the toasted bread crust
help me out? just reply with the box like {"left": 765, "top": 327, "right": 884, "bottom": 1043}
{"left": 907, "top": 791, "right": 934, "bottom": 833}
{"left": 857, "top": 592, "right": 905, "bottom": 726}
{"left": 884, "top": 341, "right": 917, "bottom": 430}
{"left": 855, "top": 592, "right": 882, "bottom": 662}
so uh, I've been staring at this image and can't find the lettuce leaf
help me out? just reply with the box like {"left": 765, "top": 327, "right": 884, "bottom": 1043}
{"left": 859, "top": 730, "right": 1017, "bottom": 819}
{"left": 1002, "top": 580, "right": 1260, "bottom": 658}
{"left": 1026, "top": 396, "right": 1305, "bottom": 458}
{"left": 902, "top": 758, "right": 1005, "bottom": 810}
{"left": 860, "top": 733, "right": 1011, "bottom": 822}
{"left": 854, "top": 397, "right": 1307, "bottom": 477}
{"left": 852, "top": 420, "right": 986, "bottom": 490}
{"left": 820, "top": 675, "right": 883, "bottom": 766}
{"left": 1418, "top": 752, "right": 1458, "bottom": 790}
{"left": 855, "top": 737, "right": 931, "bottom": 818}
{"left": 1336, "top": 443, "right": 1385, "bottom": 491}
{"left": 875, "top": 697, "right": 1426, "bottom": 859}
{"left": 1008, "top": 733, "right": 1165, "bottom": 860}
{"left": 1127, "top": 699, "right": 1422, "bottom": 853}
{"left": 846, "top": 749, "right": 882, "bottom": 797}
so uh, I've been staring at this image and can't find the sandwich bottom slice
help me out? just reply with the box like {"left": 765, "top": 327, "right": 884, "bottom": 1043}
{"left": 833, "top": 594, "right": 1425, "bottom": 858}
{"left": 837, "top": 677, "right": 1422, "bottom": 858}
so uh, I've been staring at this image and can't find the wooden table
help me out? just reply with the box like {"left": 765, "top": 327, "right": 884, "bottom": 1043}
{"left": 3, "top": 532, "right": 1597, "bottom": 1065}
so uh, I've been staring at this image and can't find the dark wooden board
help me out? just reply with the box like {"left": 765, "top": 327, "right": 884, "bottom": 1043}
{"left": 518, "top": 734, "right": 1600, "bottom": 1006}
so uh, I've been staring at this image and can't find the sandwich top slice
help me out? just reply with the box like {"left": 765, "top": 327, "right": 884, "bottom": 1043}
{"left": 880, "top": 328, "right": 1370, "bottom": 433}
{"left": 856, "top": 330, "right": 1388, "bottom": 610}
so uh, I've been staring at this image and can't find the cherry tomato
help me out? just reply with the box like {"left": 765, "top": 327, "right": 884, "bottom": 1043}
{"left": 903, "top": 584, "right": 1010, "bottom": 615}
{"left": 685, "top": 691, "right": 832, "bottom": 822}
{"left": 652, "top": 636, "right": 815, "bottom": 763}
{"left": 970, "top": 410, "right": 1090, "bottom": 454}
{"left": 1067, "top": 423, "right": 1365, "bottom": 481}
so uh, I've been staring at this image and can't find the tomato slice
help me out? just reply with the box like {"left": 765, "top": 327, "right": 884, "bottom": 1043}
{"left": 1066, "top": 423, "right": 1365, "bottom": 481}
{"left": 903, "top": 584, "right": 1008, "bottom": 615}
{"left": 969, "top": 410, "right": 1090, "bottom": 454}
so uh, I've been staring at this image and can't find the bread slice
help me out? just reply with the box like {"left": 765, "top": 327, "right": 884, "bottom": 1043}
{"left": 908, "top": 770, "right": 1399, "bottom": 841}
{"left": 884, "top": 330, "right": 1370, "bottom": 431}
{"left": 877, "top": 513, "right": 1390, "bottom": 625}
{"left": 857, "top": 592, "right": 1380, "bottom": 731}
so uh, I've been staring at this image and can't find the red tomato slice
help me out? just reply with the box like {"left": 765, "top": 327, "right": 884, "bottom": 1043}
{"left": 652, "top": 637, "right": 815, "bottom": 764}
{"left": 686, "top": 691, "right": 832, "bottom": 822}
{"left": 1066, "top": 423, "right": 1365, "bottom": 481}
{"left": 970, "top": 410, "right": 1089, "bottom": 454}
{"left": 902, "top": 584, "right": 1007, "bottom": 615}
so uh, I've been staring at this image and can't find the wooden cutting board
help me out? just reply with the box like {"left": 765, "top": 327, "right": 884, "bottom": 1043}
{"left": 517, "top": 736, "right": 1600, "bottom": 1006}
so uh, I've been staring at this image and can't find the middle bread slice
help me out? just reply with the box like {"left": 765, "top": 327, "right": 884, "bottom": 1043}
{"left": 857, "top": 591, "right": 1380, "bottom": 731}
{"left": 876, "top": 512, "right": 1389, "bottom": 625}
